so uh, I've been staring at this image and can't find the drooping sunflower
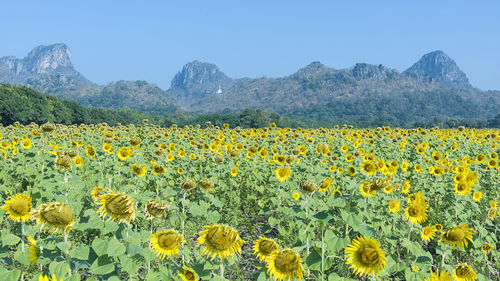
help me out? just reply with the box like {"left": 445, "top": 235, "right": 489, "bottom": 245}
{"left": 452, "top": 264, "right": 477, "bottom": 281}
{"left": 95, "top": 192, "right": 136, "bottom": 224}
{"left": 196, "top": 224, "right": 246, "bottom": 260}
{"left": 275, "top": 167, "right": 291, "bottom": 182}
{"left": 27, "top": 236, "right": 39, "bottom": 266}
{"left": 388, "top": 199, "right": 400, "bottom": 214}
{"left": 91, "top": 186, "right": 108, "bottom": 202}
{"left": 32, "top": 202, "right": 74, "bottom": 233}
{"left": 152, "top": 164, "right": 166, "bottom": 175}
{"left": 253, "top": 237, "right": 280, "bottom": 263}
{"left": 1, "top": 193, "right": 32, "bottom": 222}
{"left": 144, "top": 199, "right": 170, "bottom": 220}
{"left": 422, "top": 269, "right": 453, "bottom": 281}
{"left": 481, "top": 243, "right": 494, "bottom": 254}
{"left": 199, "top": 178, "right": 214, "bottom": 192}
{"left": 344, "top": 236, "right": 387, "bottom": 277}
{"left": 439, "top": 224, "right": 475, "bottom": 250}
{"left": 150, "top": 229, "right": 185, "bottom": 259}
{"left": 404, "top": 195, "right": 429, "bottom": 225}
{"left": 180, "top": 179, "right": 197, "bottom": 192}
{"left": 266, "top": 248, "right": 304, "bottom": 281}
{"left": 130, "top": 164, "right": 147, "bottom": 177}
{"left": 420, "top": 226, "right": 437, "bottom": 242}
{"left": 178, "top": 265, "right": 198, "bottom": 281}
{"left": 299, "top": 180, "right": 316, "bottom": 195}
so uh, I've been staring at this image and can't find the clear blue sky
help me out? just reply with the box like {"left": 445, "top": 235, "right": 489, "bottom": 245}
{"left": 1, "top": 0, "right": 499, "bottom": 90}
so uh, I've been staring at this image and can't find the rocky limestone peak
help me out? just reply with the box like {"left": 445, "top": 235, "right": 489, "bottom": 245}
{"left": 352, "top": 63, "right": 392, "bottom": 80}
{"left": 23, "top": 43, "right": 74, "bottom": 74}
{"left": 171, "top": 60, "right": 232, "bottom": 89}
{"left": 296, "top": 61, "right": 330, "bottom": 75}
{"left": 404, "top": 50, "right": 470, "bottom": 88}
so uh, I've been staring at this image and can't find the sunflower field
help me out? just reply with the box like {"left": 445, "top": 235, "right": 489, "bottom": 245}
{"left": 0, "top": 121, "right": 498, "bottom": 281}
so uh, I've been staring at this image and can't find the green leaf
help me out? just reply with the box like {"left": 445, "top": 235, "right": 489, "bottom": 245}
{"left": 305, "top": 248, "right": 322, "bottom": 270}
{"left": 120, "top": 255, "right": 141, "bottom": 275}
{"left": 91, "top": 238, "right": 108, "bottom": 256}
{"left": 90, "top": 255, "right": 115, "bottom": 275}
{"left": 49, "top": 261, "right": 70, "bottom": 279}
{"left": 2, "top": 233, "right": 20, "bottom": 246}
{"left": 57, "top": 241, "right": 72, "bottom": 252}
{"left": 107, "top": 238, "right": 126, "bottom": 257}
{"left": 0, "top": 268, "right": 21, "bottom": 281}
{"left": 14, "top": 249, "right": 30, "bottom": 266}
{"left": 70, "top": 245, "right": 90, "bottom": 260}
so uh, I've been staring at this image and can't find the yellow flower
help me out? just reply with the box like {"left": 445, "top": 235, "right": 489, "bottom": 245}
{"left": 32, "top": 202, "right": 74, "bottom": 233}
{"left": 150, "top": 229, "right": 185, "bottom": 259}
{"left": 27, "top": 236, "right": 39, "bottom": 266}
{"left": 152, "top": 164, "right": 166, "bottom": 175}
{"left": 266, "top": 248, "right": 304, "bottom": 281}
{"left": 404, "top": 193, "right": 429, "bottom": 225}
{"left": 1, "top": 193, "right": 32, "bottom": 222}
{"left": 73, "top": 156, "right": 84, "bottom": 168}
{"left": 196, "top": 224, "right": 246, "bottom": 260}
{"left": 230, "top": 167, "right": 239, "bottom": 177}
{"left": 452, "top": 264, "right": 477, "bottom": 281}
{"left": 275, "top": 167, "right": 291, "bottom": 182}
{"left": 292, "top": 193, "right": 300, "bottom": 201}
{"left": 472, "top": 191, "right": 482, "bottom": 202}
{"left": 401, "top": 180, "right": 410, "bottom": 194}
{"left": 177, "top": 167, "right": 183, "bottom": 175}
{"left": 422, "top": 269, "right": 453, "bottom": 281}
{"left": 116, "top": 147, "right": 132, "bottom": 161}
{"left": 439, "top": 224, "right": 475, "bottom": 250}
{"left": 481, "top": 243, "right": 494, "bottom": 254}
{"left": 388, "top": 199, "right": 400, "bottom": 214}
{"left": 178, "top": 265, "right": 198, "bottom": 281}
{"left": 95, "top": 192, "right": 136, "bottom": 224}
{"left": 38, "top": 274, "right": 63, "bottom": 281}
{"left": 317, "top": 177, "right": 333, "bottom": 192}
{"left": 345, "top": 236, "right": 387, "bottom": 277}
{"left": 85, "top": 145, "right": 96, "bottom": 158}
{"left": 253, "top": 237, "right": 280, "bottom": 263}
{"left": 421, "top": 226, "right": 437, "bottom": 242}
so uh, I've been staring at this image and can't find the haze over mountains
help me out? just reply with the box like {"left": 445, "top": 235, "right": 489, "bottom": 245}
{"left": 1, "top": 43, "right": 499, "bottom": 124}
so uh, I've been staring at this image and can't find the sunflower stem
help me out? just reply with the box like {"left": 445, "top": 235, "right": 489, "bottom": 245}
{"left": 320, "top": 225, "right": 325, "bottom": 281}
{"left": 21, "top": 222, "right": 25, "bottom": 252}
{"left": 220, "top": 260, "right": 225, "bottom": 279}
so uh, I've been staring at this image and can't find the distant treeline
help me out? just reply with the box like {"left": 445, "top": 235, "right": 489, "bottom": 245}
{"left": 1, "top": 84, "right": 498, "bottom": 128}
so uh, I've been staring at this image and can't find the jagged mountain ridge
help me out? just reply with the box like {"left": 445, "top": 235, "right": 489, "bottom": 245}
{"left": 1, "top": 44, "right": 499, "bottom": 122}
{"left": 0, "top": 44, "right": 177, "bottom": 114}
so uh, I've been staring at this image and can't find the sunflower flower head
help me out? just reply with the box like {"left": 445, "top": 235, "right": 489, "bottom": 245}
{"left": 196, "top": 224, "right": 246, "bottom": 260}
{"left": 344, "top": 236, "right": 387, "bottom": 277}
{"left": 179, "top": 265, "right": 198, "bottom": 281}
{"left": 150, "top": 229, "right": 185, "bottom": 259}
{"left": 452, "top": 264, "right": 477, "bottom": 281}
{"left": 96, "top": 191, "right": 136, "bottom": 224}
{"left": 253, "top": 237, "right": 280, "bottom": 263}
{"left": 27, "top": 236, "right": 39, "bottom": 266}
{"left": 32, "top": 202, "right": 74, "bottom": 233}
{"left": 439, "top": 224, "right": 475, "bottom": 250}
{"left": 1, "top": 193, "right": 32, "bottom": 222}
{"left": 266, "top": 248, "right": 304, "bottom": 281}
{"left": 423, "top": 269, "right": 453, "bottom": 281}
{"left": 144, "top": 199, "right": 170, "bottom": 220}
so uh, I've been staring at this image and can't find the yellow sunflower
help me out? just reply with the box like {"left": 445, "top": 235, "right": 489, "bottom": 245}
{"left": 230, "top": 167, "right": 239, "bottom": 177}
{"left": 116, "top": 147, "right": 132, "bottom": 161}
{"left": 452, "top": 264, "right": 477, "bottom": 281}
{"left": 150, "top": 229, "right": 185, "bottom": 259}
{"left": 196, "top": 224, "right": 246, "bottom": 260}
{"left": 85, "top": 145, "right": 96, "bottom": 158}
{"left": 454, "top": 182, "right": 472, "bottom": 196}
{"left": 404, "top": 195, "right": 429, "bottom": 225}
{"left": 422, "top": 269, "right": 453, "bottom": 281}
{"left": 152, "top": 164, "right": 166, "bottom": 175}
{"left": 95, "top": 192, "right": 136, "bottom": 224}
{"left": 481, "top": 243, "right": 494, "bottom": 254}
{"left": 275, "top": 167, "right": 291, "bottom": 182}
{"left": 38, "top": 274, "right": 63, "bottom": 281}
{"left": 27, "top": 236, "right": 39, "bottom": 266}
{"left": 420, "top": 226, "right": 437, "bottom": 242}
{"left": 317, "top": 177, "right": 333, "bottom": 192}
{"left": 266, "top": 248, "right": 304, "bottom": 281}
{"left": 472, "top": 191, "right": 482, "bottom": 202}
{"left": 1, "top": 193, "right": 32, "bottom": 222}
{"left": 345, "top": 236, "right": 387, "bottom": 277}
{"left": 292, "top": 193, "right": 300, "bottom": 201}
{"left": 360, "top": 182, "right": 375, "bottom": 197}
{"left": 253, "top": 237, "right": 280, "bottom": 263}
{"left": 32, "top": 202, "right": 74, "bottom": 233}
{"left": 388, "top": 199, "right": 400, "bottom": 214}
{"left": 438, "top": 224, "right": 475, "bottom": 250}
{"left": 178, "top": 265, "right": 198, "bottom": 281}
{"left": 73, "top": 156, "right": 84, "bottom": 168}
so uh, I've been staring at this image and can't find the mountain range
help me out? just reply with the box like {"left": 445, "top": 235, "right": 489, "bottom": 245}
{"left": 1, "top": 43, "right": 499, "bottom": 123}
